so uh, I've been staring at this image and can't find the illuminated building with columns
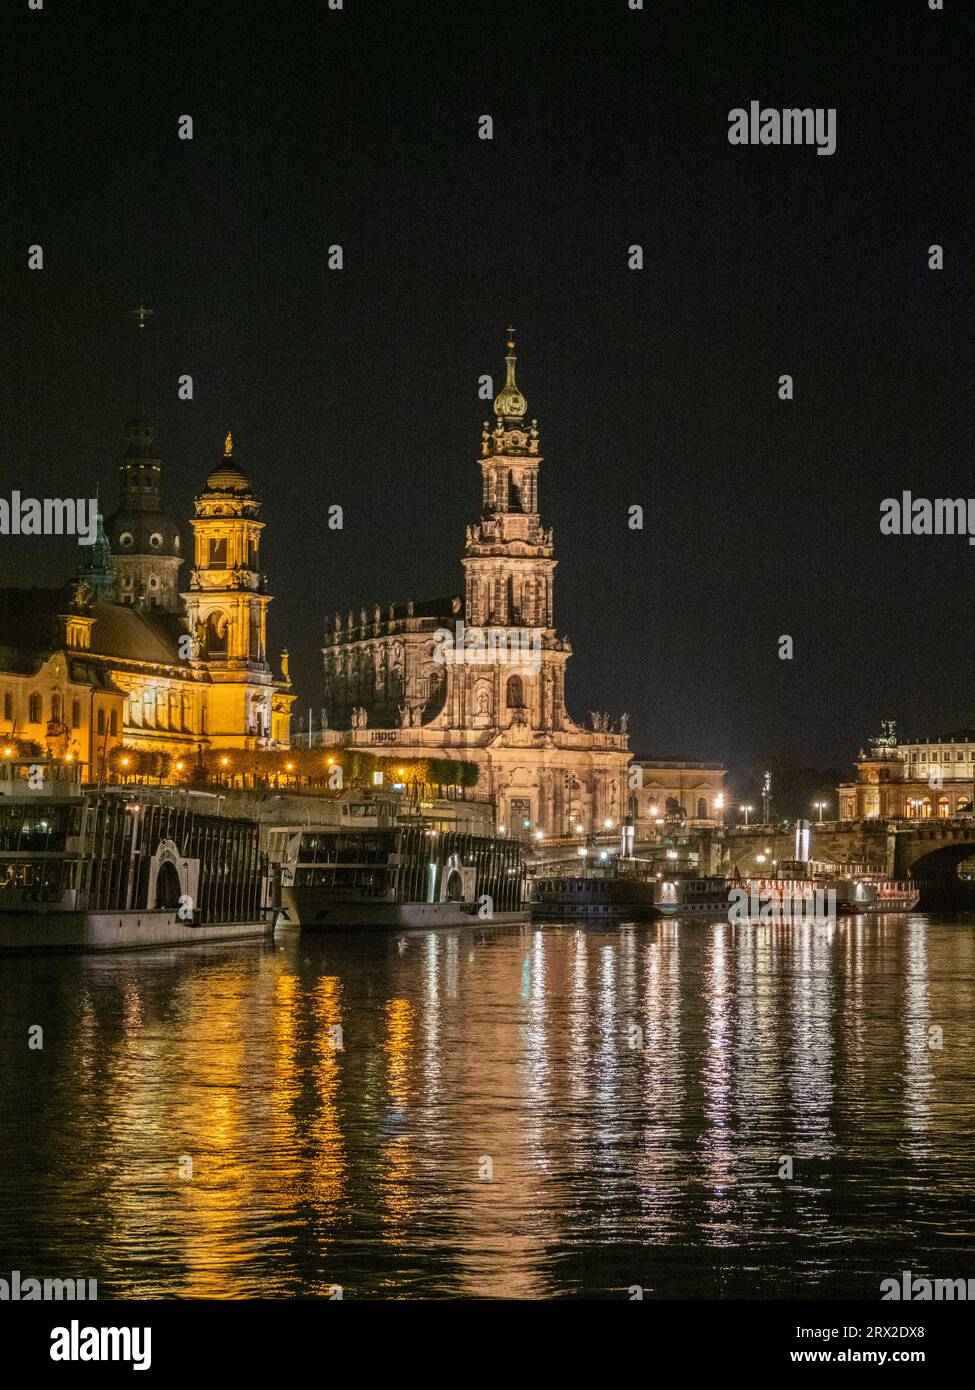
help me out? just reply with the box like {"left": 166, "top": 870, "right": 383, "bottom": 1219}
{"left": 837, "top": 726, "right": 975, "bottom": 820}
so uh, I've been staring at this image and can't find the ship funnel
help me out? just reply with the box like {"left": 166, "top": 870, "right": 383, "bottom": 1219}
{"left": 795, "top": 818, "right": 811, "bottom": 863}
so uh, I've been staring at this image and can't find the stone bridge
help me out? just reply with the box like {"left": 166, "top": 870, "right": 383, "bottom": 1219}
{"left": 720, "top": 821, "right": 975, "bottom": 909}
{"left": 527, "top": 820, "right": 975, "bottom": 909}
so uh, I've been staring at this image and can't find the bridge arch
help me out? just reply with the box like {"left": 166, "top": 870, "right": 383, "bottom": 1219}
{"left": 902, "top": 837, "right": 975, "bottom": 910}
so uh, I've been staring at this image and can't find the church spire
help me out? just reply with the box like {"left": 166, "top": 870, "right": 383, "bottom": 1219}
{"left": 493, "top": 327, "right": 528, "bottom": 422}
{"left": 129, "top": 305, "right": 155, "bottom": 415}
{"left": 77, "top": 510, "right": 116, "bottom": 601}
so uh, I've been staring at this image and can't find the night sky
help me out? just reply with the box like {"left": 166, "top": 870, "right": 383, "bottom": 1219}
{"left": 2, "top": 0, "right": 971, "bottom": 784}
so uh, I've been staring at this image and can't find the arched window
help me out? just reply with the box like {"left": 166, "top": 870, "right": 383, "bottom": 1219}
{"left": 51, "top": 695, "right": 62, "bottom": 724}
{"left": 109, "top": 710, "right": 118, "bottom": 736}
{"left": 938, "top": 796, "right": 951, "bottom": 819}
{"left": 96, "top": 709, "right": 105, "bottom": 735}
{"left": 506, "top": 675, "right": 525, "bottom": 708}
{"left": 28, "top": 693, "right": 41, "bottom": 723}
{"left": 3, "top": 692, "right": 12, "bottom": 721}
{"left": 696, "top": 797, "right": 707, "bottom": 819}
{"left": 206, "top": 611, "right": 229, "bottom": 657}
{"left": 428, "top": 671, "right": 440, "bottom": 699}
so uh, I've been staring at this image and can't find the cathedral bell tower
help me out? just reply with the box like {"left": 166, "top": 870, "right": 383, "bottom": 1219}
{"left": 459, "top": 333, "right": 569, "bottom": 732}
{"left": 182, "top": 434, "right": 282, "bottom": 745}
{"left": 105, "top": 417, "right": 183, "bottom": 610}
{"left": 106, "top": 307, "right": 183, "bottom": 611}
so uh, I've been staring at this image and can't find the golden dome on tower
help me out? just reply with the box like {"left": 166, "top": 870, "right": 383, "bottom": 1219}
{"left": 492, "top": 329, "right": 528, "bottom": 421}
{"left": 204, "top": 431, "right": 253, "bottom": 493}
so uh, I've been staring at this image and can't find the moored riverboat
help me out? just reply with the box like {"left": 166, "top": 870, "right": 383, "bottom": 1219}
{"left": 0, "top": 786, "right": 278, "bottom": 951}
{"left": 530, "top": 868, "right": 659, "bottom": 921}
{"left": 656, "top": 860, "right": 919, "bottom": 918}
{"left": 267, "top": 800, "right": 527, "bottom": 928}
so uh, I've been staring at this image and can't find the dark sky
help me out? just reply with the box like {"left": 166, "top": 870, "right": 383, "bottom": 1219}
{"left": 2, "top": 0, "right": 971, "bottom": 783}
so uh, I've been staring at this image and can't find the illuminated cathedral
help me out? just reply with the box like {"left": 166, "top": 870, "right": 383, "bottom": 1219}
{"left": 322, "top": 336, "right": 630, "bottom": 835}
{"left": 0, "top": 420, "right": 294, "bottom": 774}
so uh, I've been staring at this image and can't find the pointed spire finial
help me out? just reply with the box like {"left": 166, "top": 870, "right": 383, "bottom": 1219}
{"left": 224, "top": 431, "right": 233, "bottom": 456}
{"left": 129, "top": 306, "right": 155, "bottom": 414}
{"left": 493, "top": 326, "right": 527, "bottom": 420}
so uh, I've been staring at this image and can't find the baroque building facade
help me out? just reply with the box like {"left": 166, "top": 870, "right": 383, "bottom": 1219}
{"left": 837, "top": 726, "right": 975, "bottom": 820}
{"left": 0, "top": 419, "right": 293, "bottom": 774}
{"left": 321, "top": 337, "right": 630, "bottom": 836}
{"left": 628, "top": 757, "right": 727, "bottom": 834}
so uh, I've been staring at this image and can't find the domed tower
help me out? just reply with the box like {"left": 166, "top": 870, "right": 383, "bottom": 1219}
{"left": 105, "top": 416, "right": 183, "bottom": 610}
{"left": 182, "top": 433, "right": 293, "bottom": 746}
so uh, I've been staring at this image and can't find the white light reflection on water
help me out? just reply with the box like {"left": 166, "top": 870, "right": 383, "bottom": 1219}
{"left": 1, "top": 917, "right": 974, "bottom": 1299}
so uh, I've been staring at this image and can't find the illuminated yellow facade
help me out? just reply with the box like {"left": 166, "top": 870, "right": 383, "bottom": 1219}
{"left": 0, "top": 424, "right": 294, "bottom": 773}
{"left": 181, "top": 435, "right": 291, "bottom": 747}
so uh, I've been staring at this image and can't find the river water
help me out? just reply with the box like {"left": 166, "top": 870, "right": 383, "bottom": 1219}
{"left": 1, "top": 915, "right": 973, "bottom": 1300}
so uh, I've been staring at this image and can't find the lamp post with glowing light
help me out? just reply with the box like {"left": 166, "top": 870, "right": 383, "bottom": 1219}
{"left": 813, "top": 800, "right": 828, "bottom": 824}
{"left": 740, "top": 804, "right": 753, "bottom": 828}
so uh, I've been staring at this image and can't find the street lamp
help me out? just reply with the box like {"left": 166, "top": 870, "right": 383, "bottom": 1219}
{"left": 740, "top": 804, "right": 753, "bottom": 827}
{"left": 813, "top": 800, "right": 828, "bottom": 823}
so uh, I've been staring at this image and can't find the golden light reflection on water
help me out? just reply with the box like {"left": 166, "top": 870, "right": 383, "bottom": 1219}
{"left": 1, "top": 917, "right": 974, "bottom": 1298}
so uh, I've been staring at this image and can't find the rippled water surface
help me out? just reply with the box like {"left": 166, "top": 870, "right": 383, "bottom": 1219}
{"left": 2, "top": 916, "right": 974, "bottom": 1299}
